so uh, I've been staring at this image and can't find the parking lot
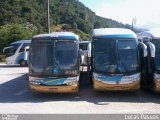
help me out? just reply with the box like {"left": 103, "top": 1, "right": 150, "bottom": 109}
{"left": 0, "top": 63, "right": 160, "bottom": 114}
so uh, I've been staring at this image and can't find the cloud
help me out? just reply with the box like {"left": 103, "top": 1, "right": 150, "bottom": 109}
{"left": 94, "top": 0, "right": 160, "bottom": 29}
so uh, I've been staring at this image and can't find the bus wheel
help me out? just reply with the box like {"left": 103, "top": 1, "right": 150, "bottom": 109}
{"left": 19, "top": 60, "right": 26, "bottom": 67}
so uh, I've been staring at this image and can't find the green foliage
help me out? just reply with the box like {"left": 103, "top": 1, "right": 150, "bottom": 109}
{"left": 0, "top": 23, "right": 37, "bottom": 53}
{"left": 0, "top": 55, "right": 5, "bottom": 62}
{"left": 75, "top": 29, "right": 90, "bottom": 41}
{"left": 0, "top": 0, "right": 130, "bottom": 33}
{"left": 61, "top": 24, "right": 72, "bottom": 31}
{"left": 94, "top": 21, "right": 101, "bottom": 29}
{"left": 0, "top": 0, "right": 131, "bottom": 54}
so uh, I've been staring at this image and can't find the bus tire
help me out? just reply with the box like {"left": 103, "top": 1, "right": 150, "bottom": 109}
{"left": 19, "top": 60, "right": 26, "bottom": 67}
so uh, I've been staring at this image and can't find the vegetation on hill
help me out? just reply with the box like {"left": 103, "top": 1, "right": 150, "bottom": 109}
{"left": 0, "top": 0, "right": 132, "bottom": 53}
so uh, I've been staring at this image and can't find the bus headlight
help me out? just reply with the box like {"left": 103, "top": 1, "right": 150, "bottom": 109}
{"left": 29, "top": 77, "right": 44, "bottom": 86}
{"left": 30, "top": 81, "right": 41, "bottom": 85}
{"left": 63, "top": 77, "right": 79, "bottom": 85}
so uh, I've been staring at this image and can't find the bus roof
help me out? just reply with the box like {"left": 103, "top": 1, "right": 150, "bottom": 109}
{"left": 11, "top": 40, "right": 31, "bottom": 44}
{"left": 137, "top": 29, "right": 160, "bottom": 39}
{"left": 92, "top": 28, "right": 137, "bottom": 39}
{"left": 33, "top": 32, "right": 79, "bottom": 40}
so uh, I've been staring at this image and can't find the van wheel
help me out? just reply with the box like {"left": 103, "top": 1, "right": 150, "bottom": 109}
{"left": 19, "top": 60, "right": 26, "bottom": 67}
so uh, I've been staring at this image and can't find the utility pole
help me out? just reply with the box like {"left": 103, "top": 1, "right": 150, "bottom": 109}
{"left": 47, "top": 0, "right": 50, "bottom": 33}
{"left": 132, "top": 18, "right": 136, "bottom": 31}
{"left": 132, "top": 19, "right": 134, "bottom": 31}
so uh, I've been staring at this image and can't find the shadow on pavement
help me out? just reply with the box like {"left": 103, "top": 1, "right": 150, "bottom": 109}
{"left": 0, "top": 73, "right": 160, "bottom": 105}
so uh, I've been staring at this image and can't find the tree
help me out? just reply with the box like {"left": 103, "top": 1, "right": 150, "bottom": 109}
{"left": 94, "top": 21, "right": 101, "bottom": 29}
{"left": 72, "top": 22, "right": 77, "bottom": 30}
{"left": 0, "top": 23, "right": 37, "bottom": 53}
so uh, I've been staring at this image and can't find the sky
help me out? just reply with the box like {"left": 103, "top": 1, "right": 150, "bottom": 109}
{"left": 79, "top": 0, "right": 160, "bottom": 29}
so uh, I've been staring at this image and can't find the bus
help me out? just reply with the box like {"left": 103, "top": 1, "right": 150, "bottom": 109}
{"left": 137, "top": 29, "right": 160, "bottom": 91}
{"left": 29, "top": 32, "right": 80, "bottom": 93}
{"left": 3, "top": 40, "right": 31, "bottom": 66}
{"left": 91, "top": 28, "right": 147, "bottom": 91}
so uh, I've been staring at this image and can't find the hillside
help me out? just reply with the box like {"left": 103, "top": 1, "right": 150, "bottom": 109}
{"left": 0, "top": 0, "right": 131, "bottom": 53}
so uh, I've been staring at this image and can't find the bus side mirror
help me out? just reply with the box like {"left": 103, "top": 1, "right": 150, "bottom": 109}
{"left": 3, "top": 48, "right": 6, "bottom": 53}
{"left": 3, "top": 46, "right": 12, "bottom": 53}
{"left": 87, "top": 43, "right": 91, "bottom": 58}
{"left": 146, "top": 42, "right": 155, "bottom": 58}
{"left": 24, "top": 46, "right": 30, "bottom": 61}
{"left": 138, "top": 42, "right": 148, "bottom": 57}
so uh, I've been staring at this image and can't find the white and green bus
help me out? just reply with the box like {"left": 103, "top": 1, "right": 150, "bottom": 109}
{"left": 91, "top": 28, "right": 147, "bottom": 91}
{"left": 29, "top": 32, "right": 80, "bottom": 93}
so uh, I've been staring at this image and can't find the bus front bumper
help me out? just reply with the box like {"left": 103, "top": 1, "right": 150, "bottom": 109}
{"left": 29, "top": 84, "right": 79, "bottom": 93}
{"left": 93, "top": 80, "right": 140, "bottom": 91}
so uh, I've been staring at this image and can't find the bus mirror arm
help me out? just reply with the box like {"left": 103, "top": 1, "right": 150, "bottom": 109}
{"left": 3, "top": 46, "right": 14, "bottom": 53}
{"left": 87, "top": 43, "right": 91, "bottom": 58}
{"left": 146, "top": 42, "right": 155, "bottom": 58}
{"left": 3, "top": 48, "right": 6, "bottom": 53}
{"left": 139, "top": 42, "right": 148, "bottom": 57}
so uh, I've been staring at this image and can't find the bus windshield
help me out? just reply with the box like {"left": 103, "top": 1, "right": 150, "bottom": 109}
{"left": 117, "top": 40, "right": 139, "bottom": 73}
{"left": 4, "top": 43, "right": 21, "bottom": 57}
{"left": 30, "top": 40, "right": 79, "bottom": 77}
{"left": 93, "top": 39, "right": 139, "bottom": 74}
{"left": 153, "top": 39, "right": 160, "bottom": 72}
{"left": 55, "top": 40, "right": 78, "bottom": 69}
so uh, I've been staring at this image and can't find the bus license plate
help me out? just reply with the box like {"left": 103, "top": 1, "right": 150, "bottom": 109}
{"left": 49, "top": 88, "right": 58, "bottom": 92}
{"left": 114, "top": 86, "right": 122, "bottom": 90}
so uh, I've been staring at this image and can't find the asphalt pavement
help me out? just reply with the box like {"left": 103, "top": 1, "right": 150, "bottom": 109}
{"left": 0, "top": 63, "right": 160, "bottom": 114}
